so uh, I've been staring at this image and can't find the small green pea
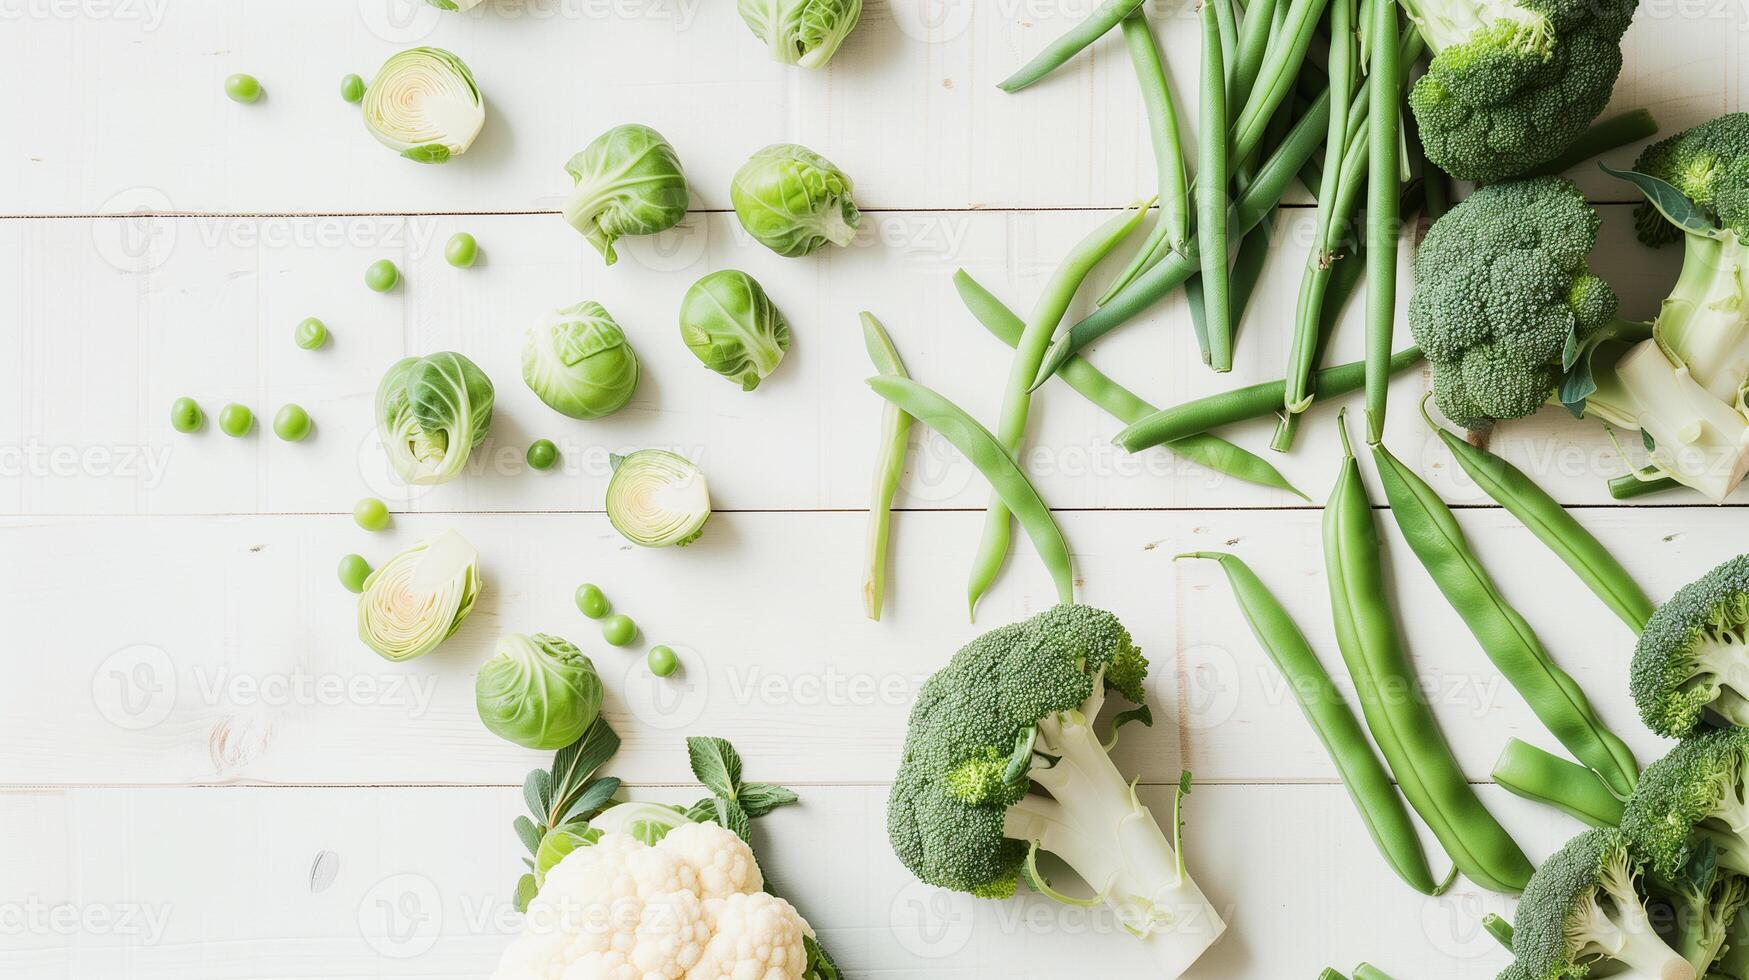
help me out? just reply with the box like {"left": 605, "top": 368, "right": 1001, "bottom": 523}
{"left": 575, "top": 583, "right": 610, "bottom": 619}
{"left": 647, "top": 645, "right": 679, "bottom": 677}
{"left": 295, "top": 317, "right": 328, "bottom": 350}
{"left": 218, "top": 403, "right": 254, "bottom": 437}
{"left": 602, "top": 613, "right": 637, "bottom": 647}
{"left": 353, "top": 497, "right": 391, "bottom": 531}
{"left": 526, "top": 439, "right": 558, "bottom": 471}
{"left": 273, "top": 404, "right": 312, "bottom": 442}
{"left": 340, "top": 73, "right": 365, "bottom": 104}
{"left": 365, "top": 259, "right": 400, "bottom": 293}
{"left": 338, "top": 553, "right": 372, "bottom": 593}
{"left": 225, "top": 73, "right": 262, "bottom": 104}
{"left": 170, "top": 397, "right": 204, "bottom": 433}
{"left": 445, "top": 232, "right": 478, "bottom": 268}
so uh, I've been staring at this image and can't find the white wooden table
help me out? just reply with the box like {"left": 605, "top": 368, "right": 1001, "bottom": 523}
{"left": 0, "top": 2, "right": 1739, "bottom": 976}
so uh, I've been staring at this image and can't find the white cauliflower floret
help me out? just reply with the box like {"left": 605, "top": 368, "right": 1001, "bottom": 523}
{"left": 659, "top": 822, "right": 763, "bottom": 900}
{"left": 688, "top": 892, "right": 814, "bottom": 980}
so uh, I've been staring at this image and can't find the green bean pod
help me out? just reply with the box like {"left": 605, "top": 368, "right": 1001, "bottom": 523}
{"left": 1371, "top": 439, "right": 1640, "bottom": 799}
{"left": 998, "top": 0, "right": 1146, "bottom": 93}
{"left": 1491, "top": 738, "right": 1624, "bottom": 829}
{"left": 1196, "top": 0, "right": 1234, "bottom": 372}
{"left": 1100, "top": 11, "right": 1191, "bottom": 303}
{"left": 1228, "top": 0, "right": 1332, "bottom": 165}
{"left": 1482, "top": 912, "right": 1514, "bottom": 950}
{"left": 866, "top": 375, "right": 1074, "bottom": 606}
{"left": 1182, "top": 550, "right": 1442, "bottom": 894}
{"left": 1229, "top": 0, "right": 1280, "bottom": 110}
{"left": 1362, "top": 0, "right": 1399, "bottom": 445}
{"left": 861, "top": 313, "right": 913, "bottom": 621}
{"left": 1326, "top": 416, "right": 1532, "bottom": 894}
{"left": 1609, "top": 472, "right": 1681, "bottom": 499}
{"left": 1352, "top": 966, "right": 1394, "bottom": 980}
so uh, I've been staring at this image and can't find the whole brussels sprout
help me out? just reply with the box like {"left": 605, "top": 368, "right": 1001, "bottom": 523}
{"left": 678, "top": 270, "right": 792, "bottom": 391}
{"left": 562, "top": 124, "right": 689, "bottom": 265}
{"left": 737, "top": 0, "right": 864, "bottom": 69}
{"left": 375, "top": 351, "right": 495, "bottom": 485}
{"left": 730, "top": 143, "right": 860, "bottom": 258}
{"left": 522, "top": 301, "right": 640, "bottom": 420}
{"left": 475, "top": 633, "right": 604, "bottom": 750}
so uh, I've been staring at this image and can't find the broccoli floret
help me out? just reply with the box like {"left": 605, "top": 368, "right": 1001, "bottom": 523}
{"left": 1623, "top": 730, "right": 1749, "bottom": 883}
{"left": 886, "top": 604, "right": 1224, "bottom": 976}
{"left": 1634, "top": 114, "right": 1749, "bottom": 247}
{"left": 1653, "top": 863, "right": 1749, "bottom": 972}
{"left": 1399, "top": 0, "right": 1636, "bottom": 182}
{"left": 1630, "top": 555, "right": 1749, "bottom": 738}
{"left": 1512, "top": 828, "right": 1696, "bottom": 980}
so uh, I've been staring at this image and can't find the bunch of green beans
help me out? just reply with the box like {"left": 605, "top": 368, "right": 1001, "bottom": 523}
{"left": 860, "top": 313, "right": 913, "bottom": 622}
{"left": 1492, "top": 738, "right": 1625, "bottom": 829}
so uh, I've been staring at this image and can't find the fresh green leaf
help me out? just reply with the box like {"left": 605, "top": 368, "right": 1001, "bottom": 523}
{"left": 560, "top": 776, "right": 622, "bottom": 826}
{"left": 737, "top": 783, "right": 800, "bottom": 817}
{"left": 711, "top": 796, "right": 753, "bottom": 842}
{"left": 803, "top": 935, "right": 842, "bottom": 980}
{"left": 549, "top": 718, "right": 620, "bottom": 822}
{"left": 1105, "top": 704, "right": 1154, "bottom": 749}
{"left": 687, "top": 736, "right": 744, "bottom": 800}
{"left": 1600, "top": 164, "right": 1722, "bottom": 239}
{"left": 1002, "top": 725, "right": 1037, "bottom": 785}
{"left": 514, "top": 873, "right": 539, "bottom": 913}
{"left": 523, "top": 768, "right": 553, "bottom": 820}
{"left": 513, "top": 815, "right": 543, "bottom": 857}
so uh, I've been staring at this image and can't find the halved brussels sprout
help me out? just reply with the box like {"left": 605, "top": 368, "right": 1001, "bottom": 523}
{"left": 562, "top": 124, "right": 689, "bottom": 265}
{"left": 362, "top": 47, "right": 485, "bottom": 163}
{"left": 522, "top": 301, "right": 640, "bottom": 420}
{"left": 376, "top": 351, "right": 496, "bottom": 485}
{"left": 678, "top": 270, "right": 791, "bottom": 390}
{"left": 737, "top": 0, "right": 864, "bottom": 69}
{"left": 475, "top": 633, "right": 604, "bottom": 750}
{"left": 587, "top": 801, "right": 692, "bottom": 845}
{"left": 358, "top": 530, "right": 482, "bottom": 662}
{"left": 730, "top": 143, "right": 860, "bottom": 257}
{"left": 606, "top": 450, "right": 711, "bottom": 548}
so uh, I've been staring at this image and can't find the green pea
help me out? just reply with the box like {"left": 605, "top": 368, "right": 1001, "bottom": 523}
{"left": 575, "top": 583, "right": 610, "bottom": 619}
{"left": 295, "top": 317, "right": 328, "bottom": 350}
{"left": 365, "top": 259, "right": 400, "bottom": 293}
{"left": 218, "top": 403, "right": 254, "bottom": 437}
{"left": 526, "top": 439, "right": 558, "bottom": 470}
{"left": 353, "top": 497, "right": 391, "bottom": 531}
{"left": 273, "top": 404, "right": 312, "bottom": 442}
{"left": 602, "top": 613, "right": 637, "bottom": 647}
{"left": 340, "top": 73, "right": 365, "bottom": 104}
{"left": 225, "top": 73, "right": 262, "bottom": 104}
{"left": 647, "top": 645, "right": 679, "bottom": 677}
{"left": 338, "top": 554, "right": 372, "bottom": 593}
{"left": 170, "top": 397, "right": 204, "bottom": 433}
{"left": 445, "top": 232, "right": 478, "bottom": 268}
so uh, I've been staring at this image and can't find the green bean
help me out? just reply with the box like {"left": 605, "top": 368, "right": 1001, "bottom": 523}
{"left": 1271, "top": 232, "right": 1369, "bottom": 451}
{"left": 1424, "top": 401, "right": 1653, "bottom": 631}
{"left": 1492, "top": 738, "right": 1625, "bottom": 829}
{"left": 997, "top": 0, "right": 1145, "bottom": 93}
{"left": 1100, "top": 11, "right": 1191, "bottom": 304}
{"left": 967, "top": 205, "right": 1147, "bottom": 618}
{"left": 1318, "top": 971, "right": 1350, "bottom": 980}
{"left": 1363, "top": 0, "right": 1400, "bottom": 445}
{"left": 1213, "top": 0, "right": 1238, "bottom": 97}
{"left": 1185, "top": 274, "right": 1213, "bottom": 366}
{"left": 1482, "top": 912, "right": 1514, "bottom": 950}
{"left": 1352, "top": 965, "right": 1394, "bottom": 980}
{"left": 1230, "top": 0, "right": 1281, "bottom": 110}
{"left": 1371, "top": 439, "right": 1641, "bottom": 799}
{"left": 953, "top": 270, "right": 1308, "bottom": 500}
{"left": 1197, "top": 0, "right": 1234, "bottom": 373}
{"left": 1525, "top": 108, "right": 1659, "bottom": 178}
{"left": 1227, "top": 212, "right": 1274, "bottom": 336}
{"left": 1228, "top": 0, "right": 1330, "bottom": 164}
{"left": 861, "top": 312, "right": 913, "bottom": 622}
{"left": 1181, "top": 550, "right": 1441, "bottom": 894}
{"left": 1609, "top": 472, "right": 1681, "bottom": 499}
{"left": 1114, "top": 346, "right": 1423, "bottom": 452}
{"left": 1325, "top": 414, "right": 1532, "bottom": 894}
{"left": 867, "top": 375, "right": 1074, "bottom": 606}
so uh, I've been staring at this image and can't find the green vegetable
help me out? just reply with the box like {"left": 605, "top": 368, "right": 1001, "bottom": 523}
{"left": 337, "top": 554, "right": 372, "bottom": 594}
{"left": 522, "top": 300, "right": 640, "bottom": 419}
{"left": 375, "top": 351, "right": 495, "bottom": 485}
{"left": 353, "top": 497, "right": 391, "bottom": 531}
{"left": 361, "top": 47, "right": 484, "bottom": 163}
{"left": 647, "top": 645, "right": 678, "bottom": 677}
{"left": 218, "top": 403, "right": 253, "bottom": 437}
{"left": 444, "top": 232, "right": 477, "bottom": 268}
{"left": 730, "top": 144, "right": 859, "bottom": 257}
{"left": 1099, "top": 10, "right": 1189, "bottom": 302}
{"left": 1353, "top": 968, "right": 1394, "bottom": 980}
{"left": 425, "top": 0, "right": 486, "bottom": 9}
{"left": 574, "top": 583, "right": 610, "bottom": 619}
{"left": 736, "top": 0, "right": 863, "bottom": 69}
{"left": 272, "top": 404, "right": 311, "bottom": 442}
{"left": 475, "top": 633, "right": 604, "bottom": 750}
{"left": 224, "top": 73, "right": 261, "bottom": 104}
{"left": 340, "top": 73, "right": 365, "bottom": 104}
{"left": 357, "top": 529, "right": 481, "bottom": 662}
{"left": 886, "top": 604, "right": 1226, "bottom": 975}
{"left": 510, "top": 718, "right": 622, "bottom": 910}
{"left": 679, "top": 270, "right": 791, "bottom": 390}
{"left": 1630, "top": 114, "right": 1749, "bottom": 247}
{"left": 1491, "top": 738, "right": 1624, "bottom": 828}
{"left": 1630, "top": 554, "right": 1749, "bottom": 738}
{"left": 1524, "top": 108, "right": 1661, "bottom": 179}
{"left": 601, "top": 613, "right": 637, "bottom": 647}
{"left": 1363, "top": 0, "right": 1400, "bottom": 444}
{"left": 295, "top": 317, "right": 328, "bottom": 350}
{"left": 1484, "top": 912, "right": 1516, "bottom": 948}
{"left": 997, "top": 0, "right": 1143, "bottom": 93}
{"left": 1509, "top": 828, "right": 1690, "bottom": 980}
{"left": 1194, "top": 0, "right": 1231, "bottom": 373}
{"left": 170, "top": 397, "right": 204, "bottom": 433}
{"left": 605, "top": 450, "right": 711, "bottom": 548}
{"left": 525, "top": 439, "right": 558, "bottom": 471}
{"left": 561, "top": 124, "right": 688, "bottom": 265}
{"left": 860, "top": 313, "right": 911, "bottom": 622}
{"left": 364, "top": 259, "right": 399, "bottom": 292}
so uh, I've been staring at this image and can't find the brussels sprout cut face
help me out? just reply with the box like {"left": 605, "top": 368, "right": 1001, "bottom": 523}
{"left": 606, "top": 450, "right": 712, "bottom": 547}
{"left": 737, "top": 0, "right": 865, "bottom": 69}
{"left": 474, "top": 633, "right": 604, "bottom": 750}
{"left": 522, "top": 301, "right": 640, "bottom": 420}
{"left": 357, "top": 530, "right": 482, "bottom": 662}
{"left": 562, "top": 125, "right": 689, "bottom": 265}
{"left": 678, "top": 270, "right": 792, "bottom": 390}
{"left": 730, "top": 143, "right": 860, "bottom": 257}
{"left": 362, "top": 47, "right": 485, "bottom": 163}
{"left": 375, "top": 351, "right": 496, "bottom": 485}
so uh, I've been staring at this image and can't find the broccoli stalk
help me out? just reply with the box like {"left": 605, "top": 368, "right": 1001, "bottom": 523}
{"left": 1659, "top": 868, "right": 1749, "bottom": 971}
{"left": 1511, "top": 828, "right": 1696, "bottom": 980}
{"left": 1565, "top": 860, "right": 1686, "bottom": 978}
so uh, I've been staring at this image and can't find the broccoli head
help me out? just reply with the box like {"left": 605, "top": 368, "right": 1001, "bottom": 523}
{"left": 1512, "top": 828, "right": 1696, "bottom": 980}
{"left": 1401, "top": 0, "right": 1637, "bottom": 182}
{"left": 1622, "top": 729, "right": 1749, "bottom": 883}
{"left": 1631, "top": 555, "right": 1749, "bottom": 737}
{"left": 886, "top": 603, "right": 1224, "bottom": 977}
{"left": 1633, "top": 114, "right": 1749, "bottom": 247}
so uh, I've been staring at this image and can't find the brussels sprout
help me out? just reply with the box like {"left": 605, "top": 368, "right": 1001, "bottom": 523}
{"left": 361, "top": 47, "right": 485, "bottom": 163}
{"left": 606, "top": 450, "right": 712, "bottom": 548}
{"left": 358, "top": 530, "right": 481, "bottom": 662}
{"left": 729, "top": 143, "right": 859, "bottom": 257}
{"left": 678, "top": 270, "right": 792, "bottom": 390}
{"left": 587, "top": 801, "right": 692, "bottom": 845}
{"left": 562, "top": 125, "right": 689, "bottom": 265}
{"left": 475, "top": 632, "right": 604, "bottom": 750}
{"left": 375, "top": 351, "right": 495, "bottom": 485}
{"left": 521, "top": 301, "right": 640, "bottom": 420}
{"left": 737, "top": 0, "right": 864, "bottom": 70}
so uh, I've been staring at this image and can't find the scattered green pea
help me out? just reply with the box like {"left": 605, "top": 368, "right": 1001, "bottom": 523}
{"left": 273, "top": 404, "right": 312, "bottom": 442}
{"left": 526, "top": 439, "right": 558, "bottom": 470}
{"left": 365, "top": 259, "right": 400, "bottom": 293}
{"left": 602, "top": 613, "right": 638, "bottom": 647}
{"left": 295, "top": 317, "right": 328, "bottom": 350}
{"left": 338, "top": 553, "right": 372, "bottom": 593}
{"left": 647, "top": 645, "right": 679, "bottom": 677}
{"left": 340, "top": 73, "right": 365, "bottom": 104}
{"left": 170, "top": 397, "right": 204, "bottom": 433}
{"left": 225, "top": 73, "right": 262, "bottom": 104}
{"left": 218, "top": 403, "right": 254, "bottom": 437}
{"left": 575, "top": 583, "right": 610, "bottom": 619}
{"left": 353, "top": 497, "right": 391, "bottom": 531}
{"left": 445, "top": 232, "right": 478, "bottom": 268}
